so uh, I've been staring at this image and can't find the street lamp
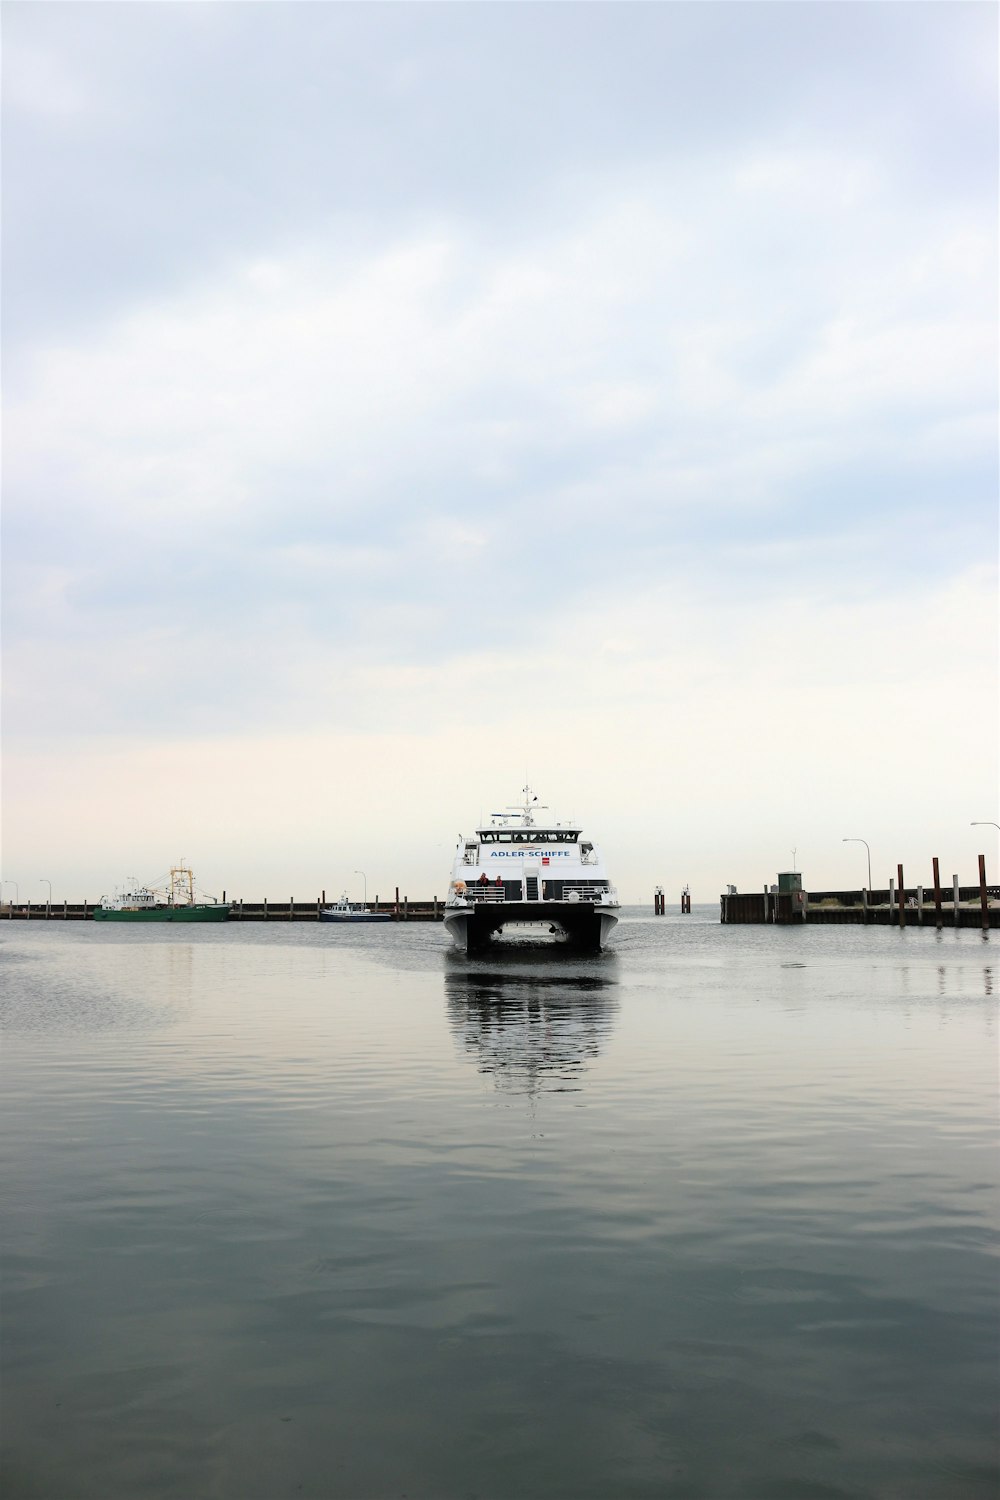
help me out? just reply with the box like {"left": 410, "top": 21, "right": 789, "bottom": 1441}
{"left": 354, "top": 870, "right": 367, "bottom": 910}
{"left": 970, "top": 822, "right": 1000, "bottom": 831}
{"left": 40, "top": 878, "right": 52, "bottom": 916}
{"left": 842, "top": 838, "right": 872, "bottom": 890}
{"left": 3, "top": 880, "right": 19, "bottom": 908}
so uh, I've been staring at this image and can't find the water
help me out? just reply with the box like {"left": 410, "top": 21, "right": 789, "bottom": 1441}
{"left": 1, "top": 912, "right": 997, "bottom": 1499}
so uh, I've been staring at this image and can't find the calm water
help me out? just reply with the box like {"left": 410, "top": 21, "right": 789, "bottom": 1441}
{"left": 1, "top": 912, "right": 997, "bottom": 1499}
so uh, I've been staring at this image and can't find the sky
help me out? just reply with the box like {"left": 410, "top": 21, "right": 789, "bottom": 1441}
{"left": 3, "top": 1, "right": 997, "bottom": 906}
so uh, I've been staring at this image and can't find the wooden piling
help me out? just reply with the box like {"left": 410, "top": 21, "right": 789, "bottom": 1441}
{"left": 290, "top": 897, "right": 294, "bottom": 921}
{"left": 979, "top": 854, "right": 989, "bottom": 931}
{"left": 264, "top": 897, "right": 268, "bottom": 921}
{"left": 932, "top": 857, "right": 942, "bottom": 928}
{"left": 953, "top": 875, "right": 960, "bottom": 926}
{"left": 395, "top": 886, "right": 400, "bottom": 920}
{"left": 898, "top": 865, "right": 905, "bottom": 928}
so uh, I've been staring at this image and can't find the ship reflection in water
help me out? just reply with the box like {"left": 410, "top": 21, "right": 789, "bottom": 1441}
{"left": 444, "top": 950, "right": 619, "bottom": 1096}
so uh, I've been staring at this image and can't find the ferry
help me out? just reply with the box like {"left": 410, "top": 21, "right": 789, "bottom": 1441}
{"left": 444, "top": 790, "right": 620, "bottom": 952}
{"left": 93, "top": 865, "right": 229, "bottom": 923}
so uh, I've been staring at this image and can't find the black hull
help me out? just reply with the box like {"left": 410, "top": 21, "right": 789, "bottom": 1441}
{"left": 446, "top": 901, "right": 614, "bottom": 954}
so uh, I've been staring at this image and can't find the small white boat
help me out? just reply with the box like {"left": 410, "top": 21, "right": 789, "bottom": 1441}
{"left": 444, "top": 789, "right": 620, "bottom": 953}
{"left": 318, "top": 894, "right": 392, "bottom": 924}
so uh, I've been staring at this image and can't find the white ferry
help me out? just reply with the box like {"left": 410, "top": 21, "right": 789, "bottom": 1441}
{"left": 444, "top": 790, "right": 620, "bottom": 952}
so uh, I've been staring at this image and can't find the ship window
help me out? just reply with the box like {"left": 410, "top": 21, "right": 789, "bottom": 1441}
{"left": 476, "top": 829, "right": 581, "bottom": 844}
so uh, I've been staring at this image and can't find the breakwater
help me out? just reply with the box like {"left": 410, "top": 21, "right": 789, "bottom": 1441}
{"left": 1, "top": 897, "right": 444, "bottom": 921}
{"left": 721, "top": 884, "right": 998, "bottom": 928}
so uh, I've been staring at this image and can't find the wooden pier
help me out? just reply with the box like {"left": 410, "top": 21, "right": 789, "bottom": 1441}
{"left": 1, "top": 897, "right": 445, "bottom": 922}
{"left": 721, "top": 882, "right": 999, "bottom": 929}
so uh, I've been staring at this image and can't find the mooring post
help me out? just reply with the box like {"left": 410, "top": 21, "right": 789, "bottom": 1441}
{"left": 63, "top": 899, "right": 68, "bottom": 920}
{"left": 862, "top": 887, "right": 869, "bottom": 923}
{"left": 917, "top": 885, "right": 924, "bottom": 924}
{"left": 395, "top": 886, "right": 400, "bottom": 920}
{"left": 290, "top": 897, "right": 294, "bottom": 922}
{"left": 264, "top": 897, "right": 268, "bottom": 921}
{"left": 888, "top": 879, "right": 895, "bottom": 922}
{"left": 239, "top": 898, "right": 244, "bottom": 920}
{"left": 898, "top": 865, "right": 905, "bottom": 928}
{"left": 933, "top": 857, "right": 942, "bottom": 928}
{"left": 979, "top": 855, "right": 989, "bottom": 931}
{"left": 404, "top": 896, "right": 409, "bottom": 921}
{"left": 952, "top": 875, "right": 960, "bottom": 927}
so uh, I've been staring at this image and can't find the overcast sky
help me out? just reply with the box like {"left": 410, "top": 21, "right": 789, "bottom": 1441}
{"left": 3, "top": 1, "right": 997, "bottom": 904}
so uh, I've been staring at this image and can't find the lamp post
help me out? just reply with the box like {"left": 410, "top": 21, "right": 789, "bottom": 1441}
{"left": 40, "top": 878, "right": 52, "bottom": 917}
{"left": 970, "top": 822, "right": 1000, "bottom": 831}
{"left": 3, "top": 880, "right": 19, "bottom": 909}
{"left": 354, "top": 870, "right": 367, "bottom": 911}
{"left": 842, "top": 838, "right": 872, "bottom": 891}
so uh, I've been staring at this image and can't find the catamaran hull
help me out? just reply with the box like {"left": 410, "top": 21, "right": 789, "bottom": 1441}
{"left": 444, "top": 902, "right": 618, "bottom": 954}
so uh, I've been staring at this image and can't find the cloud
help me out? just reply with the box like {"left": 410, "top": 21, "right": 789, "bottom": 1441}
{"left": 5, "top": 561, "right": 995, "bottom": 901}
{"left": 2, "top": 2, "right": 995, "bottom": 896}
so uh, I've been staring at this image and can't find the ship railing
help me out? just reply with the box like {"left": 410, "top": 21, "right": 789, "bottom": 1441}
{"left": 562, "top": 885, "right": 609, "bottom": 902}
{"left": 465, "top": 886, "right": 507, "bottom": 902}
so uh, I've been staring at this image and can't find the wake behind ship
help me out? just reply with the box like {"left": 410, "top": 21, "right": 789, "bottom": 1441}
{"left": 444, "top": 790, "right": 620, "bottom": 953}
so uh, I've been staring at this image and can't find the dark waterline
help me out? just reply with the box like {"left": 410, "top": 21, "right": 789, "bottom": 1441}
{"left": 2, "top": 913, "right": 997, "bottom": 1499}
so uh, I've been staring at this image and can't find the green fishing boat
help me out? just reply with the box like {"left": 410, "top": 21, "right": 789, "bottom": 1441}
{"left": 93, "top": 865, "right": 229, "bottom": 922}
